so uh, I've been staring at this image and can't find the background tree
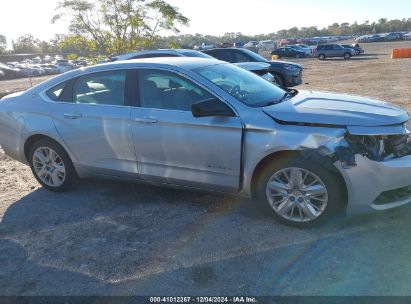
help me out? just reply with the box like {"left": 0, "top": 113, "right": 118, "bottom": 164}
{"left": 59, "top": 34, "right": 97, "bottom": 56}
{"left": 0, "top": 35, "right": 7, "bottom": 54}
{"left": 13, "top": 34, "right": 40, "bottom": 53}
{"left": 52, "top": 0, "right": 189, "bottom": 56}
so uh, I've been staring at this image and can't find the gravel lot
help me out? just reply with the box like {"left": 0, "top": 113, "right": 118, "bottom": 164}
{"left": 1, "top": 41, "right": 411, "bottom": 296}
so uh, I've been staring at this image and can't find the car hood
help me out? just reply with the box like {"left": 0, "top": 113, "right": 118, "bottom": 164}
{"left": 263, "top": 90, "right": 409, "bottom": 127}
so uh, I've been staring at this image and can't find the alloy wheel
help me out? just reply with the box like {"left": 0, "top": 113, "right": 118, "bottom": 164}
{"left": 32, "top": 147, "right": 66, "bottom": 187}
{"left": 265, "top": 167, "right": 328, "bottom": 222}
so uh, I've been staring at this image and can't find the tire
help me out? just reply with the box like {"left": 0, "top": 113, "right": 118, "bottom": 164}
{"left": 28, "top": 138, "right": 75, "bottom": 192}
{"left": 272, "top": 74, "right": 285, "bottom": 89}
{"left": 254, "top": 155, "right": 344, "bottom": 227}
{"left": 318, "top": 54, "right": 326, "bottom": 60}
{"left": 343, "top": 53, "right": 351, "bottom": 60}
{"left": 295, "top": 54, "right": 300, "bottom": 58}
{"left": 33, "top": 71, "right": 39, "bottom": 77}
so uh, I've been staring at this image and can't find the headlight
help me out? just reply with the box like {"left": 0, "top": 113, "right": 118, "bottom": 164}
{"left": 284, "top": 64, "right": 299, "bottom": 71}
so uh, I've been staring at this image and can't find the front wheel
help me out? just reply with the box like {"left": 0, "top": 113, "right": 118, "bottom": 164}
{"left": 255, "top": 156, "right": 344, "bottom": 227}
{"left": 343, "top": 53, "right": 351, "bottom": 60}
{"left": 318, "top": 54, "right": 326, "bottom": 60}
{"left": 29, "top": 139, "right": 75, "bottom": 192}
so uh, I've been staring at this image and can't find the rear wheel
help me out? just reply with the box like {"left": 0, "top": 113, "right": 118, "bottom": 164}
{"left": 28, "top": 139, "right": 75, "bottom": 192}
{"left": 295, "top": 54, "right": 300, "bottom": 58}
{"left": 255, "top": 155, "right": 344, "bottom": 227}
{"left": 318, "top": 54, "right": 326, "bottom": 60}
{"left": 343, "top": 52, "right": 351, "bottom": 60}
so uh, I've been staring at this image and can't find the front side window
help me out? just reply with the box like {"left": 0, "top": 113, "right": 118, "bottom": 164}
{"left": 212, "top": 50, "right": 232, "bottom": 62}
{"left": 138, "top": 69, "right": 214, "bottom": 111}
{"left": 73, "top": 70, "right": 126, "bottom": 106}
{"left": 194, "top": 63, "right": 285, "bottom": 107}
{"left": 232, "top": 51, "right": 252, "bottom": 63}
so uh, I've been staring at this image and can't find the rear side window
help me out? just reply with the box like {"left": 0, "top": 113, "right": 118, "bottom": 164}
{"left": 46, "top": 81, "right": 66, "bottom": 101}
{"left": 73, "top": 70, "right": 126, "bottom": 106}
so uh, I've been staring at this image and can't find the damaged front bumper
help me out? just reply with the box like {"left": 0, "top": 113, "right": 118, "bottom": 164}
{"left": 312, "top": 123, "right": 411, "bottom": 214}
{"left": 336, "top": 150, "right": 411, "bottom": 214}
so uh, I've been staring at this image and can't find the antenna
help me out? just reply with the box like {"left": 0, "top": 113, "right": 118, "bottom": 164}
{"left": 26, "top": 60, "right": 33, "bottom": 88}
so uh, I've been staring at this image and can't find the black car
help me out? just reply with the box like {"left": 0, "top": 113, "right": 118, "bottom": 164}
{"left": 202, "top": 48, "right": 303, "bottom": 88}
{"left": 271, "top": 46, "right": 307, "bottom": 59}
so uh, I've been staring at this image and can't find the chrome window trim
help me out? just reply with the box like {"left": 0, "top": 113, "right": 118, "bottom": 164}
{"left": 39, "top": 66, "right": 240, "bottom": 116}
{"left": 40, "top": 67, "right": 133, "bottom": 108}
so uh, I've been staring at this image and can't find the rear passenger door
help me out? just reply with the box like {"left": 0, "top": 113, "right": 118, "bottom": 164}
{"left": 324, "top": 45, "right": 333, "bottom": 56}
{"left": 130, "top": 68, "right": 243, "bottom": 192}
{"left": 49, "top": 69, "right": 137, "bottom": 176}
{"left": 333, "top": 45, "right": 343, "bottom": 56}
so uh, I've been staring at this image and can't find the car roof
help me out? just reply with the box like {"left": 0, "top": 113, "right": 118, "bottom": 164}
{"left": 203, "top": 48, "right": 243, "bottom": 51}
{"left": 114, "top": 49, "right": 202, "bottom": 60}
{"left": 114, "top": 57, "right": 222, "bottom": 69}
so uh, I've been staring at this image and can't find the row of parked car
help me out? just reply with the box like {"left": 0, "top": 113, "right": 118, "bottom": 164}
{"left": 194, "top": 36, "right": 356, "bottom": 52}
{"left": 270, "top": 43, "right": 364, "bottom": 60}
{"left": 0, "top": 58, "right": 89, "bottom": 81}
{"left": 355, "top": 32, "right": 411, "bottom": 43}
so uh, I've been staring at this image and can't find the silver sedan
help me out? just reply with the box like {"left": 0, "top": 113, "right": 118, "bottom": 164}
{"left": 1, "top": 57, "right": 411, "bottom": 227}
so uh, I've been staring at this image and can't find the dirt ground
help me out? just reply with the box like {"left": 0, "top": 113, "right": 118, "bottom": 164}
{"left": 1, "top": 41, "right": 411, "bottom": 296}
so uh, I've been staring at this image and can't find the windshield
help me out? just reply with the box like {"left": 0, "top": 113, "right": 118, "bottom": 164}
{"left": 194, "top": 63, "right": 285, "bottom": 107}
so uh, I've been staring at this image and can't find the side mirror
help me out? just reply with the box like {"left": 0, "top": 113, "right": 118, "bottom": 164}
{"left": 191, "top": 98, "right": 235, "bottom": 118}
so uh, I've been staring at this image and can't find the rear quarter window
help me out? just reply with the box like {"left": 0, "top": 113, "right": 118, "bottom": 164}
{"left": 46, "top": 81, "right": 66, "bottom": 101}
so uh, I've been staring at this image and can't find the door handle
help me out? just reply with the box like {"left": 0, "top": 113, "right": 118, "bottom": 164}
{"left": 134, "top": 117, "right": 158, "bottom": 124}
{"left": 64, "top": 112, "right": 82, "bottom": 119}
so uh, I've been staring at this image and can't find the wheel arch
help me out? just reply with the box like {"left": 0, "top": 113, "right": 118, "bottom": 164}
{"left": 250, "top": 149, "right": 348, "bottom": 209}
{"left": 24, "top": 134, "right": 71, "bottom": 164}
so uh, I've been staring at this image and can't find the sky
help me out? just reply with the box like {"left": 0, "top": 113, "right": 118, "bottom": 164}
{"left": 1, "top": 0, "right": 411, "bottom": 48}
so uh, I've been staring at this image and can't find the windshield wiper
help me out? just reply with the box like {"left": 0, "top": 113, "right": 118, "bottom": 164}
{"left": 279, "top": 92, "right": 293, "bottom": 102}
{"left": 261, "top": 89, "right": 299, "bottom": 107}
{"left": 279, "top": 89, "right": 299, "bottom": 102}
{"left": 287, "top": 88, "right": 299, "bottom": 96}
